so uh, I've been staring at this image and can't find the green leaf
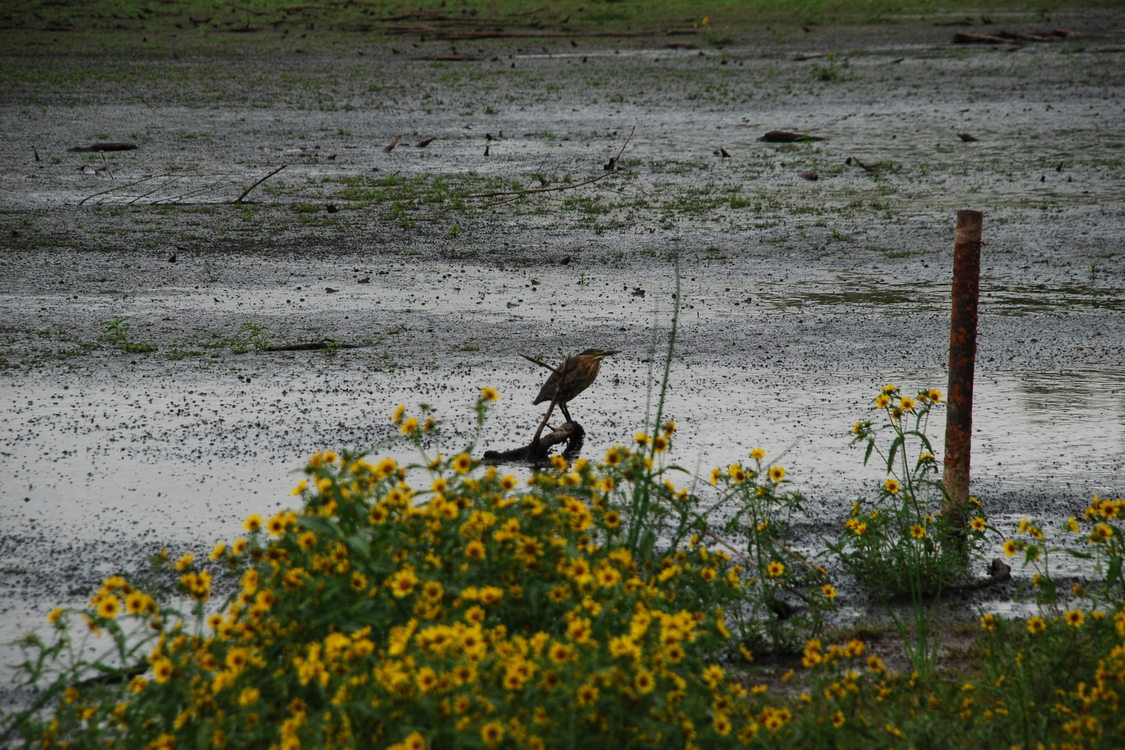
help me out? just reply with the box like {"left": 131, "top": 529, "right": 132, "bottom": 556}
{"left": 1106, "top": 554, "right": 1122, "bottom": 587}
{"left": 886, "top": 435, "right": 904, "bottom": 472}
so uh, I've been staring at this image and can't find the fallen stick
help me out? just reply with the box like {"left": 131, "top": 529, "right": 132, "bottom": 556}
{"left": 233, "top": 164, "right": 288, "bottom": 203}
{"left": 758, "top": 130, "right": 824, "bottom": 143}
{"left": 127, "top": 174, "right": 188, "bottom": 205}
{"left": 845, "top": 155, "right": 877, "bottom": 172}
{"left": 952, "top": 31, "right": 1010, "bottom": 44}
{"left": 482, "top": 421, "right": 584, "bottom": 465}
{"left": 69, "top": 142, "right": 137, "bottom": 152}
{"left": 997, "top": 29, "right": 1058, "bottom": 42}
{"left": 263, "top": 339, "right": 359, "bottom": 352}
{"left": 519, "top": 352, "right": 560, "bottom": 373}
{"left": 468, "top": 126, "right": 634, "bottom": 199}
{"left": 79, "top": 170, "right": 179, "bottom": 205}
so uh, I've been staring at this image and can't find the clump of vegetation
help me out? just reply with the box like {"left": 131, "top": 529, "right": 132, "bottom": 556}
{"left": 98, "top": 317, "right": 156, "bottom": 354}
{"left": 4, "top": 390, "right": 1123, "bottom": 749}
{"left": 829, "top": 384, "right": 989, "bottom": 596}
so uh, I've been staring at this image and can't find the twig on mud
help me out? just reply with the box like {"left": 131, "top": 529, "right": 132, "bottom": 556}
{"left": 128, "top": 174, "right": 188, "bottom": 205}
{"left": 844, "top": 156, "right": 877, "bottom": 173}
{"left": 79, "top": 170, "right": 180, "bottom": 205}
{"left": 233, "top": 164, "right": 288, "bottom": 203}
{"left": 468, "top": 126, "right": 635, "bottom": 202}
{"left": 264, "top": 340, "right": 359, "bottom": 352}
{"left": 155, "top": 177, "right": 229, "bottom": 205}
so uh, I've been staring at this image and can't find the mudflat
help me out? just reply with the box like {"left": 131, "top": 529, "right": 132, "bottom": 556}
{"left": 1, "top": 8, "right": 1122, "bottom": 697}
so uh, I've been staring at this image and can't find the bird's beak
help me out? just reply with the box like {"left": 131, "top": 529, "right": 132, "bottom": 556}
{"left": 600, "top": 350, "right": 621, "bottom": 358}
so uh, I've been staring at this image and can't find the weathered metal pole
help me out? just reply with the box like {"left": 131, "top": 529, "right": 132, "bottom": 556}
{"left": 943, "top": 210, "right": 982, "bottom": 554}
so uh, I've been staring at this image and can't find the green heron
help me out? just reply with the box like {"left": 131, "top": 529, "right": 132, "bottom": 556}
{"left": 531, "top": 348, "right": 619, "bottom": 442}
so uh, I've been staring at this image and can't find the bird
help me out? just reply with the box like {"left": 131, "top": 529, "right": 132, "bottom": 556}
{"left": 529, "top": 348, "right": 619, "bottom": 443}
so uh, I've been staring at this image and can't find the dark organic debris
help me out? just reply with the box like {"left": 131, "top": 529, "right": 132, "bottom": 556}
{"left": 954, "top": 29, "right": 1075, "bottom": 45}
{"left": 68, "top": 142, "right": 137, "bottom": 152}
{"left": 415, "top": 136, "right": 437, "bottom": 148}
{"left": 759, "top": 130, "right": 824, "bottom": 143}
{"left": 845, "top": 156, "right": 877, "bottom": 173}
{"left": 958, "top": 132, "right": 979, "bottom": 142}
{"left": 952, "top": 32, "right": 1010, "bottom": 44}
{"left": 482, "top": 421, "right": 585, "bottom": 466}
{"left": 801, "top": 171, "right": 819, "bottom": 181}
{"left": 263, "top": 340, "right": 359, "bottom": 352}
{"left": 714, "top": 147, "right": 731, "bottom": 158}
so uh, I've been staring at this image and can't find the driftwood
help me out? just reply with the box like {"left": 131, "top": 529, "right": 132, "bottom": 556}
{"left": 758, "top": 130, "right": 824, "bottom": 143}
{"left": 482, "top": 421, "right": 584, "bottom": 465}
{"left": 69, "top": 142, "right": 137, "bottom": 152}
{"left": 263, "top": 339, "right": 359, "bottom": 352}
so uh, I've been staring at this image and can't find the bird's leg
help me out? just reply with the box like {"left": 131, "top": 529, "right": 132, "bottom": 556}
{"left": 559, "top": 402, "right": 573, "bottom": 424}
{"left": 532, "top": 399, "right": 557, "bottom": 445}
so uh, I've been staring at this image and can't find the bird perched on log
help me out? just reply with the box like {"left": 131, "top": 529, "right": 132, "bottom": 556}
{"left": 524, "top": 348, "right": 619, "bottom": 443}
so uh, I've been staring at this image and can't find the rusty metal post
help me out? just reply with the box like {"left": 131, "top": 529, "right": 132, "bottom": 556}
{"left": 943, "top": 210, "right": 982, "bottom": 556}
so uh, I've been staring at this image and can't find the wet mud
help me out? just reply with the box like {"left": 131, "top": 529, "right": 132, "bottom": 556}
{"left": 1, "top": 10, "right": 1123, "bottom": 696}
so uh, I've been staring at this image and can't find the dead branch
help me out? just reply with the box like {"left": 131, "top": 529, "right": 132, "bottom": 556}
{"left": 482, "top": 421, "right": 584, "bottom": 465}
{"left": 519, "top": 352, "right": 559, "bottom": 373}
{"left": 128, "top": 174, "right": 187, "bottom": 204}
{"left": 69, "top": 142, "right": 137, "bottom": 152}
{"left": 263, "top": 339, "right": 359, "bottom": 352}
{"left": 233, "top": 164, "right": 288, "bottom": 203}
{"left": 952, "top": 31, "right": 1010, "bottom": 44}
{"left": 79, "top": 170, "right": 179, "bottom": 205}
{"left": 758, "top": 130, "right": 824, "bottom": 143}
{"left": 997, "top": 29, "right": 1059, "bottom": 42}
{"left": 845, "top": 156, "right": 877, "bottom": 172}
{"left": 468, "top": 126, "right": 634, "bottom": 200}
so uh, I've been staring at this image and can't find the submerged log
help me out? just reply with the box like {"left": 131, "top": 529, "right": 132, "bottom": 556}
{"left": 482, "top": 421, "right": 584, "bottom": 465}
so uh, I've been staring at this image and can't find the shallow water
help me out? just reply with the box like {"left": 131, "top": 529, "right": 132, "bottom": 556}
{"left": 3, "top": 12, "right": 1124, "bottom": 692}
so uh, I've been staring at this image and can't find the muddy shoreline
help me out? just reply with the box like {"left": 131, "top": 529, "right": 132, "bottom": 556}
{"left": 2, "top": 10, "right": 1123, "bottom": 705}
